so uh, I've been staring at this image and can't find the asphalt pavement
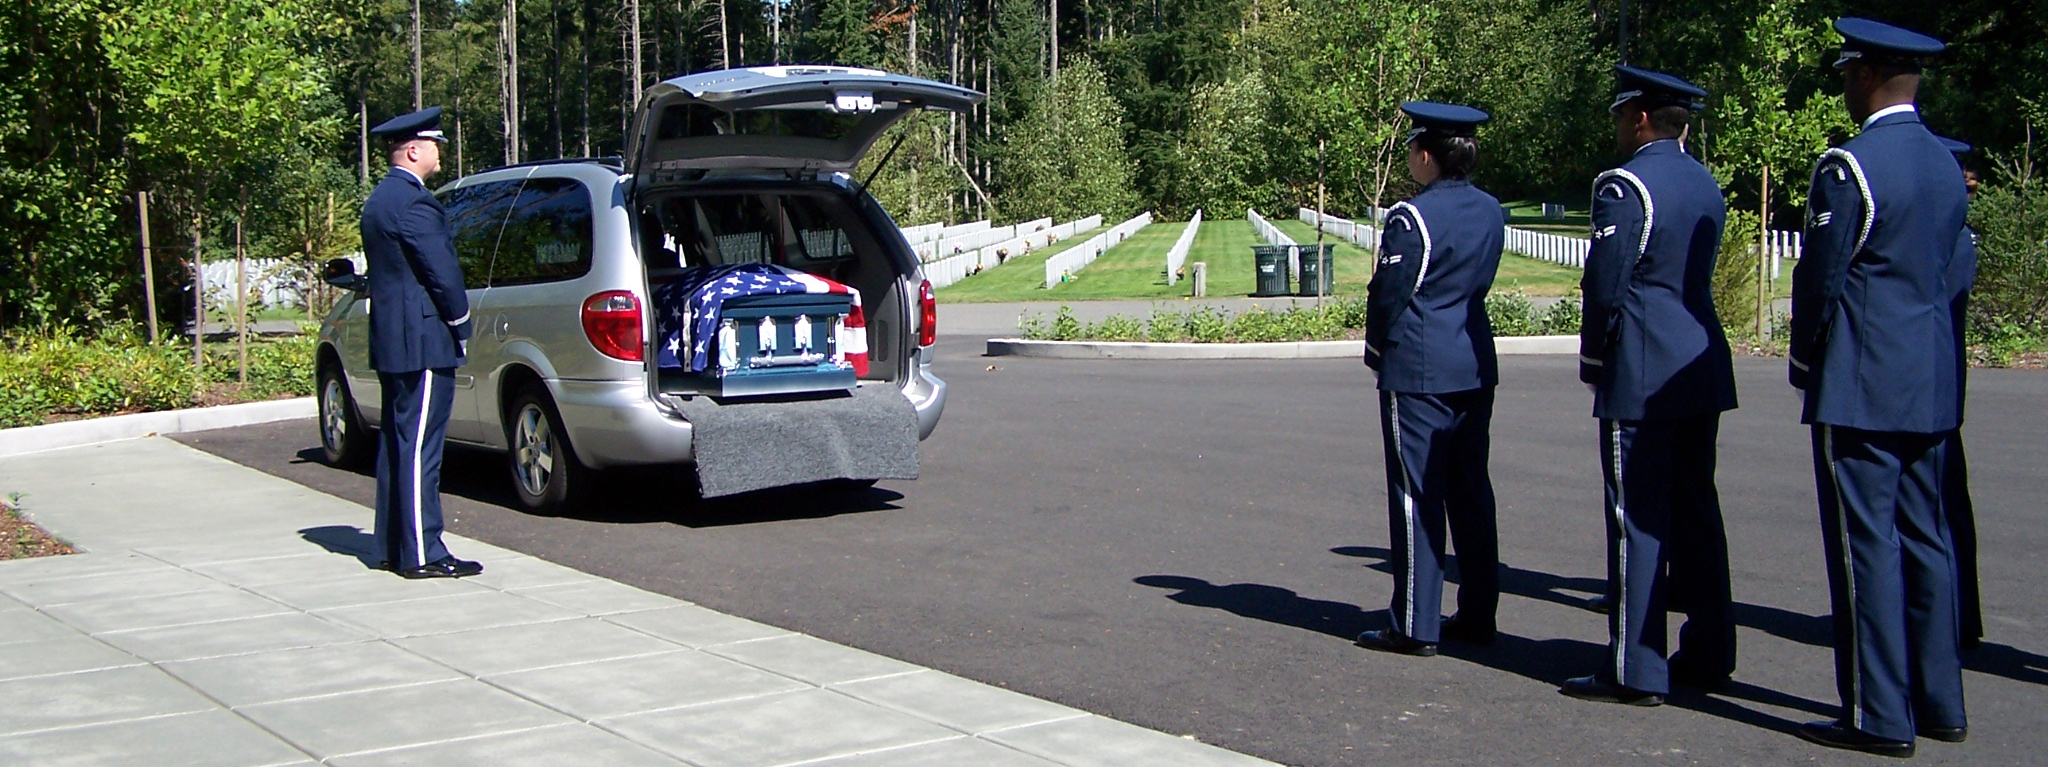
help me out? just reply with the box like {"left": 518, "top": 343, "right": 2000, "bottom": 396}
{"left": 172, "top": 339, "right": 2048, "bottom": 766}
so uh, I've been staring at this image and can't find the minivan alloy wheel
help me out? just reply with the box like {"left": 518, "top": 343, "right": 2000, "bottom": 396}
{"left": 512, "top": 402, "right": 555, "bottom": 497}
{"left": 321, "top": 377, "right": 350, "bottom": 453}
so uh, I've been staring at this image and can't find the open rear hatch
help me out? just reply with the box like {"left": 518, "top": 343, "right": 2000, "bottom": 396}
{"left": 626, "top": 65, "right": 984, "bottom": 186}
{"left": 626, "top": 66, "right": 982, "bottom": 496}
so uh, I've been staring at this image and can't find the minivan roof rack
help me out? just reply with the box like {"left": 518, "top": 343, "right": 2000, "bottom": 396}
{"left": 475, "top": 156, "right": 626, "bottom": 174}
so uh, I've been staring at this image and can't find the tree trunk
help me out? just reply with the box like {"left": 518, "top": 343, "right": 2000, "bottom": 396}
{"left": 509, "top": 0, "right": 521, "bottom": 163}
{"left": 139, "top": 191, "right": 159, "bottom": 344}
{"left": 718, "top": 0, "right": 729, "bottom": 69}
{"left": 358, "top": 98, "right": 369, "bottom": 184}
{"left": 191, "top": 203, "right": 205, "bottom": 372}
{"left": 582, "top": 0, "right": 594, "bottom": 157}
{"left": 236, "top": 188, "right": 249, "bottom": 385}
{"left": 1048, "top": 0, "right": 1057, "bottom": 80}
{"left": 630, "top": 0, "right": 643, "bottom": 107}
{"left": 1757, "top": 164, "right": 1770, "bottom": 340}
{"left": 551, "top": 3, "right": 565, "bottom": 158}
{"left": 412, "top": 0, "right": 424, "bottom": 110}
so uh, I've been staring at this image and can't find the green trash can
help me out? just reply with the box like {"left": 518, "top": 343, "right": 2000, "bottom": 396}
{"left": 1295, "top": 244, "right": 1334, "bottom": 297}
{"left": 1252, "top": 245, "right": 1292, "bottom": 297}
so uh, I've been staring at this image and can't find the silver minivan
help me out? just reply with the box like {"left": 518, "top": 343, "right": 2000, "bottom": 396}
{"left": 317, "top": 66, "right": 981, "bottom": 513}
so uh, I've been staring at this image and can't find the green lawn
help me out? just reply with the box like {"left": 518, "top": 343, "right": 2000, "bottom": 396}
{"left": 1494, "top": 253, "right": 1584, "bottom": 295}
{"left": 1178, "top": 219, "right": 1263, "bottom": 297}
{"left": 935, "top": 225, "right": 1109, "bottom": 302}
{"left": 1501, "top": 199, "right": 1591, "bottom": 238}
{"left": 1031, "top": 222, "right": 1187, "bottom": 300}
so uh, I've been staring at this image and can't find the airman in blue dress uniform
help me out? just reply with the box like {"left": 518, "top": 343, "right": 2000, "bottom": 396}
{"left": 1356, "top": 102, "right": 1503, "bottom": 657}
{"left": 1789, "top": 18, "right": 1968, "bottom": 757}
{"left": 1935, "top": 134, "right": 1983, "bottom": 651}
{"left": 1561, "top": 66, "right": 1737, "bottom": 707}
{"left": 362, "top": 106, "right": 483, "bottom": 579}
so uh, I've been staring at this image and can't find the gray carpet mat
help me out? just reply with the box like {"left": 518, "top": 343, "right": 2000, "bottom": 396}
{"left": 675, "top": 383, "right": 920, "bottom": 497}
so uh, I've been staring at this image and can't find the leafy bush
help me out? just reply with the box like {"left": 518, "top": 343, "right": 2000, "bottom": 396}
{"left": 0, "top": 328, "right": 314, "bottom": 428}
{"left": 1713, "top": 208, "right": 1768, "bottom": 341}
{"left": 1485, "top": 291, "right": 1543, "bottom": 337}
{"left": 1018, "top": 294, "right": 1561, "bottom": 344}
{"left": 1540, "top": 291, "right": 1585, "bottom": 336}
{"left": 1968, "top": 180, "right": 2048, "bottom": 352}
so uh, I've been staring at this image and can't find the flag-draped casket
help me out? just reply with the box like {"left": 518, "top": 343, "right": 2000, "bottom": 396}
{"left": 654, "top": 264, "right": 868, "bottom": 397}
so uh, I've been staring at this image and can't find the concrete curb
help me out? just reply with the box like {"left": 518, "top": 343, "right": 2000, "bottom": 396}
{"left": 985, "top": 335, "right": 1579, "bottom": 360}
{"left": 0, "top": 397, "right": 315, "bottom": 459}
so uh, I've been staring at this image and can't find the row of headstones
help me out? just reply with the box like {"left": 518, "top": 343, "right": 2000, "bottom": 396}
{"left": 920, "top": 215, "right": 1106, "bottom": 290}
{"left": 1043, "top": 212, "right": 1154, "bottom": 289}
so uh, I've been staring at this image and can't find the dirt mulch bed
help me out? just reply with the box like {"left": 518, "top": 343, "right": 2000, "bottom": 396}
{"left": 2, "top": 499, "right": 74, "bottom": 560}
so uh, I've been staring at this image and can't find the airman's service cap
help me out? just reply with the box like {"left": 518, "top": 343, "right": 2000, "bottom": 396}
{"left": 370, "top": 106, "right": 448, "bottom": 144}
{"left": 1610, "top": 65, "right": 1707, "bottom": 115}
{"left": 1401, "top": 101, "right": 1490, "bottom": 144}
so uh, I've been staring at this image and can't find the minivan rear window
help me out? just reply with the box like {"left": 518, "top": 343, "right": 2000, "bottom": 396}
{"left": 490, "top": 178, "right": 595, "bottom": 286}
{"left": 641, "top": 193, "right": 860, "bottom": 276}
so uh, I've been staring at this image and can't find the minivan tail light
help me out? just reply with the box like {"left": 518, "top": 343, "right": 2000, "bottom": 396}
{"left": 918, "top": 279, "right": 937, "bottom": 347}
{"left": 581, "top": 291, "right": 644, "bottom": 361}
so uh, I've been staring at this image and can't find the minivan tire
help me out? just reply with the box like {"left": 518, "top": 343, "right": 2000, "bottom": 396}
{"left": 506, "top": 385, "right": 592, "bottom": 515}
{"left": 318, "top": 364, "right": 373, "bottom": 470}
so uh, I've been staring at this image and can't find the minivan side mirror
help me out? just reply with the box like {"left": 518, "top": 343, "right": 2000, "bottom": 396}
{"left": 324, "top": 258, "right": 367, "bottom": 292}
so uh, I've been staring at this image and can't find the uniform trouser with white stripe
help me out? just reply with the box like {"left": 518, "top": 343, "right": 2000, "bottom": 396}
{"left": 376, "top": 369, "right": 456, "bottom": 570}
{"left": 1379, "top": 388, "right": 1499, "bottom": 643}
{"left": 1813, "top": 425, "right": 1967, "bottom": 742}
{"left": 1941, "top": 429, "right": 1982, "bottom": 643}
{"left": 1600, "top": 415, "right": 1735, "bottom": 695}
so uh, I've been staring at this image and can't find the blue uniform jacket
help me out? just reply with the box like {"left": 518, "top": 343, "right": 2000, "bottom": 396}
{"left": 361, "top": 167, "right": 472, "bottom": 373}
{"left": 1950, "top": 226, "right": 1976, "bottom": 421}
{"left": 1365, "top": 178, "right": 1503, "bottom": 394}
{"left": 1789, "top": 110, "right": 1966, "bottom": 433}
{"left": 1578, "top": 139, "right": 1738, "bottom": 421}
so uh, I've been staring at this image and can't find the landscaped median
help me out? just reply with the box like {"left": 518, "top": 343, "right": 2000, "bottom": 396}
{"left": 0, "top": 328, "right": 318, "bottom": 457}
{"left": 986, "top": 294, "right": 1582, "bottom": 359}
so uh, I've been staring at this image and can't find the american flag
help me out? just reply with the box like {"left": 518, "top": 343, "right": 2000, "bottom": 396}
{"left": 653, "top": 263, "right": 868, "bottom": 375}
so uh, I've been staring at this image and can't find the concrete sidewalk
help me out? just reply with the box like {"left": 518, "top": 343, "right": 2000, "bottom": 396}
{"left": 0, "top": 438, "right": 1277, "bottom": 767}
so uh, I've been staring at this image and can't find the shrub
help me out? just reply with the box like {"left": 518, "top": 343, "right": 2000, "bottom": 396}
{"left": 0, "top": 327, "right": 313, "bottom": 428}
{"left": 1714, "top": 208, "right": 1768, "bottom": 341}
{"left": 1486, "top": 291, "right": 1542, "bottom": 337}
{"left": 1540, "top": 291, "right": 1584, "bottom": 336}
{"left": 1968, "top": 181, "right": 2048, "bottom": 351}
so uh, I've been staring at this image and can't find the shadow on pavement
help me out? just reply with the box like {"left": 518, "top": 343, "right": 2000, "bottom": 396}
{"left": 1335, "top": 545, "right": 1836, "bottom": 650}
{"left": 1132, "top": 575, "right": 1377, "bottom": 640}
{"left": 1331, "top": 544, "right": 1604, "bottom": 610}
{"left": 1966, "top": 642, "right": 2048, "bottom": 687}
{"left": 1140, "top": 546, "right": 1842, "bottom": 742}
{"left": 298, "top": 525, "right": 383, "bottom": 569}
{"left": 294, "top": 446, "right": 906, "bottom": 529}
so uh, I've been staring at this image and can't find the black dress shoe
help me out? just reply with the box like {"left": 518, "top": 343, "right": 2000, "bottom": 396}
{"left": 1581, "top": 594, "right": 1613, "bottom": 614}
{"left": 397, "top": 557, "right": 483, "bottom": 579}
{"left": 1440, "top": 613, "right": 1497, "bottom": 645}
{"left": 1560, "top": 675, "right": 1664, "bottom": 706}
{"left": 1355, "top": 629, "right": 1438, "bottom": 657}
{"left": 1918, "top": 725, "right": 1967, "bottom": 743}
{"left": 1795, "top": 721, "right": 1914, "bottom": 758}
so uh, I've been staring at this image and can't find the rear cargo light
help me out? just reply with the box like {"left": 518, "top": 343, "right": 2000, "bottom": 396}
{"left": 918, "top": 279, "right": 937, "bottom": 347}
{"left": 581, "top": 290, "right": 644, "bottom": 361}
